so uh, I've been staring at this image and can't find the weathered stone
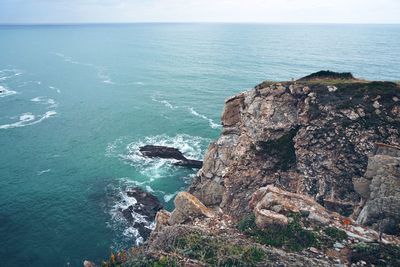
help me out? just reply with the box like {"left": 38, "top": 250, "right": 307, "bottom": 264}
{"left": 221, "top": 95, "right": 244, "bottom": 127}
{"left": 154, "top": 210, "right": 170, "bottom": 232}
{"left": 328, "top": 85, "right": 338, "bottom": 92}
{"left": 169, "top": 192, "right": 214, "bottom": 225}
{"left": 250, "top": 185, "right": 336, "bottom": 227}
{"left": 188, "top": 74, "right": 400, "bottom": 219}
{"left": 357, "top": 144, "right": 400, "bottom": 234}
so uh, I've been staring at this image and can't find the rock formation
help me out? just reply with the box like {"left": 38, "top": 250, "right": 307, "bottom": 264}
{"left": 120, "top": 187, "right": 163, "bottom": 239}
{"left": 139, "top": 145, "right": 203, "bottom": 168}
{"left": 190, "top": 74, "right": 400, "bottom": 220}
{"left": 94, "top": 72, "right": 400, "bottom": 267}
{"left": 356, "top": 143, "right": 400, "bottom": 234}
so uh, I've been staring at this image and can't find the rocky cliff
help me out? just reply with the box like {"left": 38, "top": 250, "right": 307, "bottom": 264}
{"left": 190, "top": 72, "right": 400, "bottom": 222}
{"left": 96, "top": 72, "right": 400, "bottom": 267}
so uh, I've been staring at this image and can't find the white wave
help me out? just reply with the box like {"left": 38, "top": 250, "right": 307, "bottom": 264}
{"left": 164, "top": 192, "right": 177, "bottom": 202}
{"left": 107, "top": 134, "right": 209, "bottom": 183}
{"left": 145, "top": 185, "right": 155, "bottom": 193}
{"left": 52, "top": 52, "right": 114, "bottom": 85}
{"left": 106, "top": 178, "right": 156, "bottom": 247}
{"left": 49, "top": 86, "right": 61, "bottom": 93}
{"left": 135, "top": 82, "right": 145, "bottom": 85}
{"left": 37, "top": 169, "right": 51, "bottom": 176}
{"left": 151, "top": 96, "right": 178, "bottom": 110}
{"left": 0, "top": 69, "right": 22, "bottom": 81}
{"left": 0, "top": 111, "right": 57, "bottom": 130}
{"left": 188, "top": 107, "right": 221, "bottom": 129}
{"left": 0, "top": 85, "right": 18, "bottom": 98}
{"left": 30, "top": 96, "right": 58, "bottom": 109}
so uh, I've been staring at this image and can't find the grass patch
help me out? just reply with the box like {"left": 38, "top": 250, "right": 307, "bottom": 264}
{"left": 298, "top": 70, "right": 355, "bottom": 81}
{"left": 349, "top": 242, "right": 400, "bottom": 267}
{"left": 323, "top": 227, "right": 347, "bottom": 241}
{"left": 237, "top": 214, "right": 348, "bottom": 252}
{"left": 237, "top": 213, "right": 318, "bottom": 251}
{"left": 173, "top": 232, "right": 265, "bottom": 266}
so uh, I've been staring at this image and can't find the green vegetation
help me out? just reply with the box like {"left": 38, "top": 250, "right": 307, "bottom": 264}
{"left": 237, "top": 213, "right": 318, "bottom": 251}
{"left": 349, "top": 242, "right": 400, "bottom": 267}
{"left": 323, "top": 227, "right": 347, "bottom": 241}
{"left": 172, "top": 232, "right": 265, "bottom": 266}
{"left": 237, "top": 213, "right": 348, "bottom": 251}
{"left": 298, "top": 70, "right": 355, "bottom": 81}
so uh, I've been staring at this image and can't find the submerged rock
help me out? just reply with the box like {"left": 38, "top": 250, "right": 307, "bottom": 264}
{"left": 120, "top": 187, "right": 163, "bottom": 240}
{"left": 139, "top": 145, "right": 186, "bottom": 160}
{"left": 173, "top": 159, "right": 203, "bottom": 168}
{"left": 139, "top": 145, "right": 203, "bottom": 169}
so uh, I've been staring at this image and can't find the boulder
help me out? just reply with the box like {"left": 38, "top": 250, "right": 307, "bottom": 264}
{"left": 139, "top": 145, "right": 186, "bottom": 160}
{"left": 154, "top": 209, "right": 171, "bottom": 232}
{"left": 356, "top": 144, "right": 400, "bottom": 234}
{"left": 250, "top": 185, "right": 336, "bottom": 228}
{"left": 169, "top": 192, "right": 214, "bottom": 225}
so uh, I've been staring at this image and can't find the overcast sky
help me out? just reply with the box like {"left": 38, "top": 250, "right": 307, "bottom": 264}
{"left": 1, "top": 0, "right": 399, "bottom": 24}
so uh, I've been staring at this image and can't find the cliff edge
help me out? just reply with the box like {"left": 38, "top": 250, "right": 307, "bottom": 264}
{"left": 97, "top": 72, "right": 400, "bottom": 267}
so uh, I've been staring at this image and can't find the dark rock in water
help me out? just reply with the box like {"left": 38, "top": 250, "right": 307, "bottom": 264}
{"left": 298, "top": 70, "right": 355, "bottom": 81}
{"left": 120, "top": 187, "right": 163, "bottom": 240}
{"left": 139, "top": 145, "right": 203, "bottom": 169}
{"left": 139, "top": 145, "right": 187, "bottom": 160}
{"left": 173, "top": 159, "right": 203, "bottom": 169}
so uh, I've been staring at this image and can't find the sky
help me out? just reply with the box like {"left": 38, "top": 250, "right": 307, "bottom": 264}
{"left": 0, "top": 0, "right": 399, "bottom": 24}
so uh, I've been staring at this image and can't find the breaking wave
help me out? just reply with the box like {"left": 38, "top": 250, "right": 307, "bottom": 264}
{"left": 0, "top": 85, "right": 18, "bottom": 98}
{"left": 30, "top": 96, "right": 58, "bottom": 109}
{"left": 150, "top": 95, "right": 221, "bottom": 130}
{"left": 0, "top": 111, "right": 57, "bottom": 130}
{"left": 188, "top": 107, "right": 221, "bottom": 129}
{"left": 105, "top": 178, "right": 156, "bottom": 248}
{"left": 151, "top": 96, "right": 178, "bottom": 110}
{"left": 52, "top": 52, "right": 114, "bottom": 84}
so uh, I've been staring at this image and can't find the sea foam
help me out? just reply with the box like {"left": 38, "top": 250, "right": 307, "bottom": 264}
{"left": 0, "top": 111, "right": 57, "bottom": 130}
{"left": 0, "top": 85, "right": 18, "bottom": 98}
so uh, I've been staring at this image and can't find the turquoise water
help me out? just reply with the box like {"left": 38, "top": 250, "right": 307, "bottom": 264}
{"left": 0, "top": 23, "right": 399, "bottom": 267}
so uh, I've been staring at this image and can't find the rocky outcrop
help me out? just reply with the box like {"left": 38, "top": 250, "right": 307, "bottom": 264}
{"left": 139, "top": 145, "right": 203, "bottom": 169}
{"left": 94, "top": 72, "right": 400, "bottom": 267}
{"left": 189, "top": 74, "right": 400, "bottom": 219}
{"left": 250, "top": 185, "right": 339, "bottom": 227}
{"left": 168, "top": 192, "right": 214, "bottom": 225}
{"left": 120, "top": 187, "right": 163, "bottom": 239}
{"left": 356, "top": 143, "right": 400, "bottom": 234}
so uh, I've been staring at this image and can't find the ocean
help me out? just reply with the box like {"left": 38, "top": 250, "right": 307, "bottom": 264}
{"left": 0, "top": 23, "right": 399, "bottom": 267}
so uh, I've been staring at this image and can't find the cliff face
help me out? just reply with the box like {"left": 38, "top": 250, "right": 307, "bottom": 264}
{"left": 189, "top": 75, "right": 400, "bottom": 220}
{"left": 96, "top": 72, "right": 400, "bottom": 267}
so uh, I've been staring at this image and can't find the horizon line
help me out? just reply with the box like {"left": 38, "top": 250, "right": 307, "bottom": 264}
{"left": 1, "top": 21, "right": 400, "bottom": 26}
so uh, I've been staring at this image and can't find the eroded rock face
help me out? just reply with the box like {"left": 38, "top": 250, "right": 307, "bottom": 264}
{"left": 189, "top": 76, "right": 400, "bottom": 218}
{"left": 250, "top": 185, "right": 336, "bottom": 227}
{"left": 356, "top": 144, "right": 400, "bottom": 234}
{"left": 168, "top": 192, "right": 214, "bottom": 225}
